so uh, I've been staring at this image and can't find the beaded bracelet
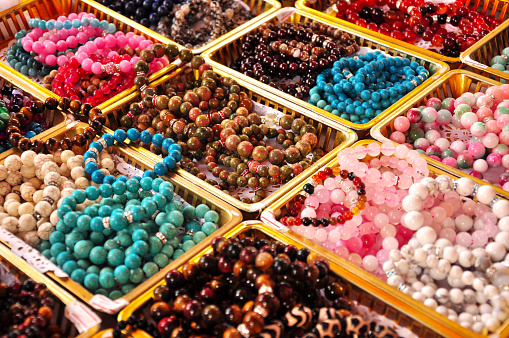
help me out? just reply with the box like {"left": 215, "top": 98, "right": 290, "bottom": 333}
{"left": 308, "top": 52, "right": 430, "bottom": 124}
{"left": 46, "top": 174, "right": 220, "bottom": 297}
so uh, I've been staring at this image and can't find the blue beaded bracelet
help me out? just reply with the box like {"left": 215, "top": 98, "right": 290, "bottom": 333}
{"left": 83, "top": 130, "right": 182, "bottom": 184}
{"left": 308, "top": 51, "right": 430, "bottom": 124}
{"left": 28, "top": 16, "right": 116, "bottom": 34}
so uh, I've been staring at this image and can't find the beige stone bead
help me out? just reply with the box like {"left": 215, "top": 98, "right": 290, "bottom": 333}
{"left": 37, "top": 222, "right": 53, "bottom": 240}
{"left": 23, "top": 230, "right": 40, "bottom": 246}
{"left": 50, "top": 210, "right": 59, "bottom": 225}
{"left": 6, "top": 201, "right": 20, "bottom": 216}
{"left": 33, "top": 190, "right": 43, "bottom": 204}
{"left": 18, "top": 202, "right": 34, "bottom": 215}
{"left": 0, "top": 182, "right": 11, "bottom": 196}
{"left": 4, "top": 155, "right": 22, "bottom": 172}
{"left": 18, "top": 214, "right": 36, "bottom": 232}
{"left": 53, "top": 150, "right": 63, "bottom": 164}
{"left": 1, "top": 216, "right": 17, "bottom": 233}
{"left": 33, "top": 154, "right": 50, "bottom": 168}
{"left": 67, "top": 157, "right": 82, "bottom": 170}
{"left": 35, "top": 201, "right": 52, "bottom": 218}
{"left": 61, "top": 150, "right": 75, "bottom": 164}
{"left": 59, "top": 163, "right": 70, "bottom": 177}
{"left": 5, "top": 193, "right": 20, "bottom": 202}
{"left": 0, "top": 165, "right": 8, "bottom": 181}
{"left": 75, "top": 177, "right": 89, "bottom": 190}
{"left": 100, "top": 158, "right": 115, "bottom": 173}
{"left": 20, "top": 183, "right": 36, "bottom": 202}
{"left": 70, "top": 166, "right": 85, "bottom": 180}
{"left": 20, "top": 150, "right": 37, "bottom": 167}
{"left": 20, "top": 165, "right": 36, "bottom": 179}
{"left": 28, "top": 177, "right": 42, "bottom": 189}
{"left": 5, "top": 172, "right": 22, "bottom": 186}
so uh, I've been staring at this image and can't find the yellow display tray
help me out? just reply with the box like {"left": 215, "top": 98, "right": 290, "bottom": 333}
{"left": 296, "top": 0, "right": 509, "bottom": 66}
{"left": 0, "top": 240, "right": 101, "bottom": 338}
{"left": 202, "top": 8, "right": 448, "bottom": 136}
{"left": 461, "top": 16, "right": 509, "bottom": 82}
{"left": 0, "top": 0, "right": 178, "bottom": 111}
{"left": 101, "top": 65, "right": 357, "bottom": 214}
{"left": 261, "top": 139, "right": 509, "bottom": 338}
{"left": 0, "top": 122, "right": 242, "bottom": 313}
{"left": 118, "top": 221, "right": 446, "bottom": 338}
{"left": 0, "top": 65, "right": 67, "bottom": 157}
{"left": 370, "top": 69, "right": 509, "bottom": 199}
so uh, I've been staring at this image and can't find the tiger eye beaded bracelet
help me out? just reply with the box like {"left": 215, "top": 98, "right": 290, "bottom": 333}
{"left": 118, "top": 63, "right": 324, "bottom": 204}
{"left": 112, "top": 235, "right": 399, "bottom": 338}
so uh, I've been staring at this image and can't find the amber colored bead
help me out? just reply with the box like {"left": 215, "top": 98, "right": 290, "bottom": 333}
{"left": 31, "top": 100, "right": 45, "bottom": 113}
{"left": 255, "top": 252, "right": 273, "bottom": 271}
{"left": 150, "top": 301, "right": 171, "bottom": 320}
{"left": 69, "top": 100, "right": 82, "bottom": 114}
{"left": 223, "top": 328, "right": 243, "bottom": 338}
{"left": 60, "top": 137, "right": 73, "bottom": 150}
{"left": 306, "top": 252, "right": 321, "bottom": 265}
{"left": 31, "top": 139, "right": 44, "bottom": 153}
{"left": 8, "top": 118, "right": 20, "bottom": 128}
{"left": 8, "top": 132, "right": 22, "bottom": 147}
{"left": 20, "top": 107, "right": 33, "bottom": 120}
{"left": 182, "top": 262, "right": 199, "bottom": 280}
{"left": 6, "top": 126, "right": 21, "bottom": 135}
{"left": 13, "top": 112, "right": 26, "bottom": 124}
{"left": 255, "top": 274, "right": 275, "bottom": 289}
{"left": 45, "top": 97, "right": 58, "bottom": 110}
{"left": 332, "top": 167, "right": 342, "bottom": 176}
{"left": 37, "top": 306, "right": 53, "bottom": 320}
{"left": 340, "top": 169, "right": 348, "bottom": 179}
{"left": 45, "top": 138, "right": 59, "bottom": 152}
{"left": 243, "top": 311, "right": 264, "bottom": 334}
{"left": 59, "top": 97, "right": 70, "bottom": 110}
{"left": 312, "top": 173, "right": 320, "bottom": 181}
{"left": 224, "top": 305, "right": 243, "bottom": 325}
{"left": 344, "top": 211, "right": 353, "bottom": 220}
{"left": 174, "top": 295, "right": 190, "bottom": 313}
{"left": 330, "top": 217, "right": 338, "bottom": 225}
{"left": 233, "top": 260, "right": 247, "bottom": 278}
{"left": 18, "top": 137, "right": 30, "bottom": 151}
{"left": 351, "top": 206, "right": 360, "bottom": 215}
{"left": 359, "top": 195, "right": 367, "bottom": 203}
{"left": 357, "top": 201, "right": 366, "bottom": 210}
{"left": 323, "top": 167, "right": 332, "bottom": 176}
{"left": 73, "top": 134, "right": 87, "bottom": 147}
{"left": 242, "top": 301, "right": 254, "bottom": 313}
{"left": 83, "top": 127, "right": 96, "bottom": 140}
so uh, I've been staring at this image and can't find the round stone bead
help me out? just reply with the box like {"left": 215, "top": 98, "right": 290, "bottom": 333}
{"left": 130, "top": 268, "right": 144, "bottom": 283}
{"left": 107, "top": 248, "right": 126, "bottom": 267}
{"left": 143, "top": 262, "right": 159, "bottom": 277}
{"left": 84, "top": 273, "right": 100, "bottom": 291}
{"left": 114, "top": 265, "right": 130, "bottom": 284}
{"left": 125, "top": 253, "right": 142, "bottom": 269}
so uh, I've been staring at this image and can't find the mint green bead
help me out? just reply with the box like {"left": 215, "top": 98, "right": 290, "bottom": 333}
{"left": 143, "top": 262, "right": 159, "bottom": 278}
{"left": 99, "top": 272, "right": 115, "bottom": 288}
{"left": 182, "top": 240, "right": 196, "bottom": 252}
{"left": 453, "top": 103, "right": 471, "bottom": 117}
{"left": 95, "top": 289, "right": 108, "bottom": 296}
{"left": 114, "top": 265, "right": 130, "bottom": 284}
{"left": 90, "top": 247, "right": 107, "bottom": 265}
{"left": 491, "top": 55, "right": 507, "bottom": 66}
{"left": 204, "top": 210, "right": 219, "bottom": 223}
{"left": 161, "top": 244, "right": 174, "bottom": 258}
{"left": 70, "top": 268, "right": 86, "bottom": 283}
{"left": 62, "top": 260, "right": 77, "bottom": 274}
{"left": 109, "top": 290, "right": 123, "bottom": 300}
{"left": 104, "top": 239, "right": 119, "bottom": 251}
{"left": 173, "top": 249, "right": 185, "bottom": 259}
{"left": 87, "top": 266, "right": 100, "bottom": 275}
{"left": 492, "top": 64, "right": 506, "bottom": 72}
{"left": 195, "top": 204, "right": 210, "bottom": 218}
{"left": 107, "top": 248, "right": 125, "bottom": 267}
{"left": 84, "top": 273, "right": 99, "bottom": 291}
{"left": 148, "top": 237, "right": 163, "bottom": 255}
{"left": 183, "top": 206, "right": 195, "bottom": 219}
{"left": 130, "top": 268, "right": 144, "bottom": 283}
{"left": 169, "top": 211, "right": 184, "bottom": 226}
{"left": 202, "top": 222, "right": 218, "bottom": 236}
{"left": 192, "top": 231, "right": 207, "bottom": 244}
{"left": 122, "top": 284, "right": 135, "bottom": 295}
{"left": 154, "top": 253, "right": 169, "bottom": 268}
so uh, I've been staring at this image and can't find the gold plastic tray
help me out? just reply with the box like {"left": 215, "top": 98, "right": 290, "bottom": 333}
{"left": 0, "top": 65, "right": 67, "bottom": 158}
{"left": 101, "top": 66, "right": 357, "bottom": 214}
{"left": 118, "top": 221, "right": 449, "bottom": 338}
{"left": 296, "top": 0, "right": 509, "bottom": 66}
{"left": 0, "top": 122, "right": 242, "bottom": 312}
{"left": 202, "top": 8, "right": 449, "bottom": 135}
{"left": 261, "top": 139, "right": 509, "bottom": 338}
{"left": 0, "top": 0, "right": 177, "bottom": 111}
{"left": 461, "top": 16, "right": 509, "bottom": 82}
{"left": 0, "top": 240, "right": 101, "bottom": 338}
{"left": 371, "top": 69, "right": 509, "bottom": 199}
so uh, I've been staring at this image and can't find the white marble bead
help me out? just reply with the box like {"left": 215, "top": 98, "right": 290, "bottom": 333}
{"left": 458, "top": 312, "right": 474, "bottom": 324}
{"left": 420, "top": 177, "right": 439, "bottom": 195}
{"left": 462, "top": 271, "right": 475, "bottom": 285}
{"left": 70, "top": 167, "right": 85, "bottom": 180}
{"left": 486, "top": 242, "right": 506, "bottom": 262}
{"left": 75, "top": 177, "right": 89, "bottom": 190}
{"left": 436, "top": 175, "right": 454, "bottom": 193}
{"left": 495, "top": 232, "right": 509, "bottom": 250}
{"left": 456, "top": 177, "right": 475, "bottom": 196}
{"left": 101, "top": 158, "right": 115, "bottom": 173}
{"left": 20, "top": 151, "right": 36, "bottom": 167}
{"left": 402, "top": 195, "right": 423, "bottom": 212}
{"left": 455, "top": 214, "right": 474, "bottom": 232}
{"left": 1, "top": 216, "right": 17, "bottom": 232}
{"left": 6, "top": 202, "right": 20, "bottom": 216}
{"left": 409, "top": 183, "right": 429, "bottom": 200}
{"left": 0, "top": 182, "right": 11, "bottom": 196}
{"left": 499, "top": 216, "right": 509, "bottom": 232}
{"left": 421, "top": 285, "right": 435, "bottom": 298}
{"left": 33, "top": 190, "right": 43, "bottom": 204}
{"left": 5, "top": 172, "right": 22, "bottom": 186}
{"left": 450, "top": 288, "right": 465, "bottom": 304}
{"left": 404, "top": 211, "right": 424, "bottom": 230}
{"left": 493, "top": 200, "right": 509, "bottom": 219}
{"left": 387, "top": 275, "right": 404, "bottom": 288}
{"left": 485, "top": 285, "right": 500, "bottom": 298}
{"left": 22, "top": 231, "right": 39, "bottom": 246}
{"left": 416, "top": 226, "right": 437, "bottom": 245}
{"left": 423, "top": 298, "right": 438, "bottom": 310}
{"left": 458, "top": 251, "right": 474, "bottom": 268}
{"left": 411, "top": 281, "right": 424, "bottom": 291}
{"left": 20, "top": 165, "right": 35, "bottom": 179}
{"left": 18, "top": 214, "right": 36, "bottom": 232}
{"left": 60, "top": 150, "right": 75, "bottom": 164}
{"left": 5, "top": 193, "right": 19, "bottom": 202}
{"left": 33, "top": 154, "right": 50, "bottom": 168}
{"left": 66, "top": 157, "right": 82, "bottom": 170}
{"left": 34, "top": 201, "right": 52, "bottom": 218}
{"left": 52, "top": 150, "right": 62, "bottom": 164}
{"left": 37, "top": 222, "right": 53, "bottom": 240}
{"left": 0, "top": 165, "right": 8, "bottom": 181}
{"left": 412, "top": 292, "right": 426, "bottom": 303}
{"left": 4, "top": 155, "right": 22, "bottom": 172}
{"left": 477, "top": 185, "right": 497, "bottom": 205}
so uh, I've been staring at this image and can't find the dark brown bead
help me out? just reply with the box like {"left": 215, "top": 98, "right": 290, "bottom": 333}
{"left": 20, "top": 107, "right": 33, "bottom": 120}
{"left": 6, "top": 126, "right": 21, "bottom": 135}
{"left": 18, "top": 137, "right": 30, "bottom": 151}
{"left": 13, "top": 112, "right": 26, "bottom": 124}
{"left": 45, "top": 138, "right": 59, "bottom": 152}
{"left": 182, "top": 262, "right": 199, "bottom": 281}
{"left": 31, "top": 101, "right": 45, "bottom": 114}
{"left": 8, "top": 118, "right": 20, "bottom": 128}
{"left": 58, "top": 97, "right": 70, "bottom": 110}
{"left": 83, "top": 127, "right": 96, "bottom": 140}
{"left": 30, "top": 139, "right": 44, "bottom": 153}
{"left": 60, "top": 137, "right": 73, "bottom": 150}
{"left": 69, "top": 100, "right": 82, "bottom": 114}
{"left": 8, "top": 132, "right": 22, "bottom": 147}
{"left": 89, "top": 120, "right": 103, "bottom": 131}
{"left": 45, "top": 97, "right": 58, "bottom": 110}
{"left": 81, "top": 103, "right": 93, "bottom": 116}
{"left": 73, "top": 134, "right": 87, "bottom": 147}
